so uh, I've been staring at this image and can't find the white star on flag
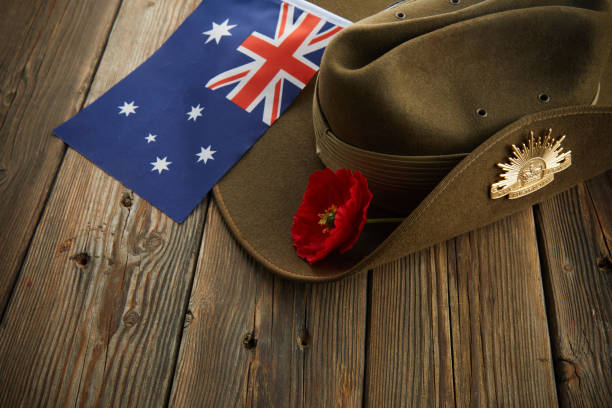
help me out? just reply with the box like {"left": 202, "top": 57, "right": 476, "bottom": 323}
{"left": 196, "top": 145, "right": 216, "bottom": 164}
{"left": 187, "top": 104, "right": 204, "bottom": 121}
{"left": 118, "top": 101, "right": 138, "bottom": 117}
{"left": 203, "top": 19, "right": 237, "bottom": 44}
{"left": 145, "top": 133, "right": 157, "bottom": 143}
{"left": 151, "top": 156, "right": 171, "bottom": 174}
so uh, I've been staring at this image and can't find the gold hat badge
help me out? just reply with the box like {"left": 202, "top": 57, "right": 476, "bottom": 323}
{"left": 490, "top": 129, "right": 571, "bottom": 199}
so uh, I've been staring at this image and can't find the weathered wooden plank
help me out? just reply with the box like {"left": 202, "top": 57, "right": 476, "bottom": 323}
{"left": 585, "top": 171, "right": 612, "bottom": 246}
{"left": 449, "top": 211, "right": 557, "bottom": 406}
{"left": 0, "top": 0, "right": 206, "bottom": 406}
{"left": 365, "top": 245, "right": 455, "bottom": 407}
{"left": 0, "top": 0, "right": 123, "bottom": 315}
{"left": 535, "top": 172, "right": 612, "bottom": 407}
{"left": 169, "top": 201, "right": 367, "bottom": 407}
{"left": 366, "top": 210, "right": 558, "bottom": 406}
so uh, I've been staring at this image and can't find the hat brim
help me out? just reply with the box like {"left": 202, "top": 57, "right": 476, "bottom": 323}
{"left": 213, "top": 72, "right": 612, "bottom": 281}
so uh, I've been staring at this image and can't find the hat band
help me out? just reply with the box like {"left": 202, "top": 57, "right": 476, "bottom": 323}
{"left": 313, "top": 81, "right": 467, "bottom": 212}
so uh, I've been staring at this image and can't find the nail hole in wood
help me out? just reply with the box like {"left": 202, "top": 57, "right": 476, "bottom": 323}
{"left": 596, "top": 256, "right": 611, "bottom": 273}
{"left": 243, "top": 332, "right": 257, "bottom": 349}
{"left": 297, "top": 329, "right": 310, "bottom": 349}
{"left": 184, "top": 310, "right": 194, "bottom": 328}
{"left": 71, "top": 252, "right": 90, "bottom": 268}
{"left": 120, "top": 192, "right": 132, "bottom": 208}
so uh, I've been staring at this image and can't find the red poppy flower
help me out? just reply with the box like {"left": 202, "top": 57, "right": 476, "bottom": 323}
{"left": 291, "top": 168, "right": 373, "bottom": 264}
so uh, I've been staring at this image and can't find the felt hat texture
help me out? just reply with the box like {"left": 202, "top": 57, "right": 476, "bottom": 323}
{"left": 214, "top": 0, "right": 612, "bottom": 281}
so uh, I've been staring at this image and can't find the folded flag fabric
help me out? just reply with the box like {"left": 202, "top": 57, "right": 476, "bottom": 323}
{"left": 54, "top": 0, "right": 351, "bottom": 222}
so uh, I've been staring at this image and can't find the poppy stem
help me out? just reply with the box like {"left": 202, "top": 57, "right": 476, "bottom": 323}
{"left": 366, "top": 217, "right": 405, "bottom": 224}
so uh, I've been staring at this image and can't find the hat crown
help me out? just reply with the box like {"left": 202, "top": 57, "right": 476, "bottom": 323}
{"left": 317, "top": 0, "right": 612, "bottom": 157}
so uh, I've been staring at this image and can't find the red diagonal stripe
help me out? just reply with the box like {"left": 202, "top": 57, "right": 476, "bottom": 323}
{"left": 308, "top": 26, "right": 341, "bottom": 45}
{"left": 278, "top": 2, "right": 289, "bottom": 38}
{"left": 207, "top": 70, "right": 249, "bottom": 89}
{"left": 271, "top": 79, "right": 282, "bottom": 124}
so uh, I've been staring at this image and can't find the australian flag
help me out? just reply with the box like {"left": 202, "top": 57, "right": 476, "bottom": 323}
{"left": 54, "top": 0, "right": 351, "bottom": 222}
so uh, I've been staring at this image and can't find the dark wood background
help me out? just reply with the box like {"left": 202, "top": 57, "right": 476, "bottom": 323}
{"left": 0, "top": 0, "right": 610, "bottom": 406}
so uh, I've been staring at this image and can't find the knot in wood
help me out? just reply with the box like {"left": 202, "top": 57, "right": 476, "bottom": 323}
{"left": 3, "top": 87, "right": 17, "bottom": 103}
{"left": 71, "top": 252, "right": 90, "bottom": 268}
{"left": 146, "top": 234, "right": 163, "bottom": 250}
{"left": 123, "top": 311, "right": 140, "bottom": 328}
{"left": 243, "top": 332, "right": 257, "bottom": 349}
{"left": 556, "top": 359, "right": 579, "bottom": 383}
{"left": 134, "top": 233, "right": 164, "bottom": 255}
{"left": 58, "top": 238, "right": 74, "bottom": 253}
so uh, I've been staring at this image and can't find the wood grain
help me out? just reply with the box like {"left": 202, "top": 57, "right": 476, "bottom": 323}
{"left": 0, "top": 0, "right": 122, "bottom": 315}
{"left": 535, "top": 172, "right": 612, "bottom": 407}
{"left": 0, "top": 0, "right": 206, "bottom": 406}
{"left": 449, "top": 210, "right": 557, "bottom": 407}
{"left": 366, "top": 210, "right": 558, "bottom": 407}
{"left": 365, "top": 245, "right": 454, "bottom": 407}
{"left": 169, "top": 201, "right": 368, "bottom": 407}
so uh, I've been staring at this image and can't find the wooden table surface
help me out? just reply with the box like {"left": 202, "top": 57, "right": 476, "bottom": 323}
{"left": 0, "top": 0, "right": 610, "bottom": 406}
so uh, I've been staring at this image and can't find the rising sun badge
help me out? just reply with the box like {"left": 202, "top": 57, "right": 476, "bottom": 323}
{"left": 490, "top": 129, "right": 571, "bottom": 199}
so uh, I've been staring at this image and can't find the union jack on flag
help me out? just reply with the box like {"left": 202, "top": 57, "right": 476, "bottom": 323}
{"left": 206, "top": 2, "right": 344, "bottom": 125}
{"left": 54, "top": 0, "right": 351, "bottom": 222}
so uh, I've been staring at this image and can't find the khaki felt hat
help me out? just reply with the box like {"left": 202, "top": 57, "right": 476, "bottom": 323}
{"left": 213, "top": 0, "right": 612, "bottom": 281}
